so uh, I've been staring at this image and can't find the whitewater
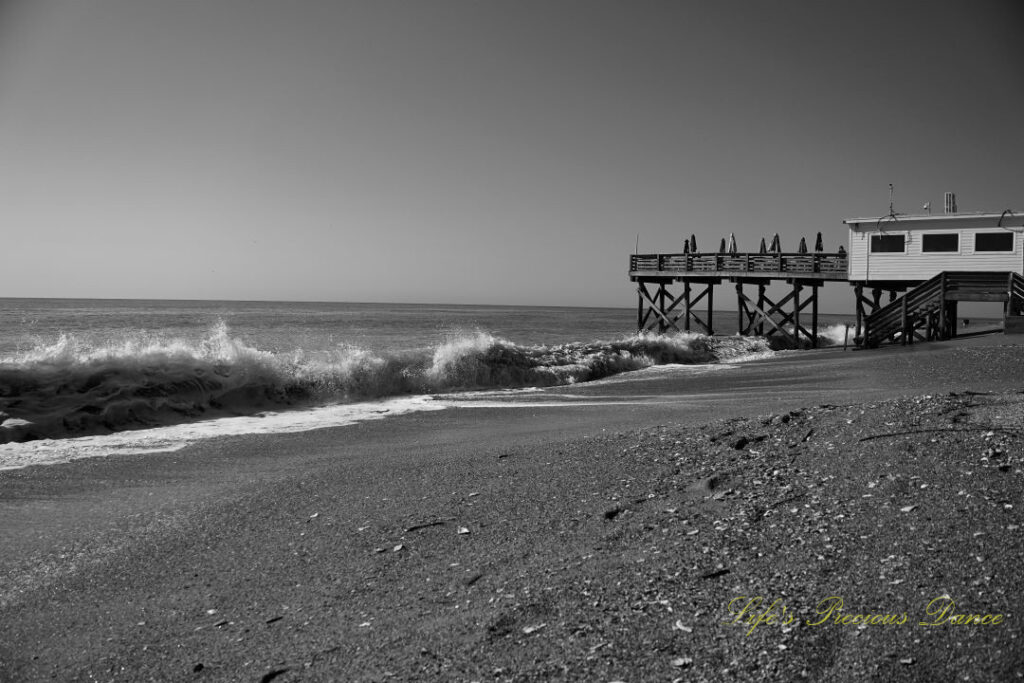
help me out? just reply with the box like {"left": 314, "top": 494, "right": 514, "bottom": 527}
{"left": 0, "top": 299, "right": 855, "bottom": 469}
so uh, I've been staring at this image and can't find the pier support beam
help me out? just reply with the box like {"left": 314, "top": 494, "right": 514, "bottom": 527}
{"left": 635, "top": 278, "right": 719, "bottom": 334}
{"left": 735, "top": 279, "right": 821, "bottom": 347}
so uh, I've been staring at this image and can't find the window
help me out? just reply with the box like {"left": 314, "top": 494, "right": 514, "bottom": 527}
{"left": 870, "top": 234, "right": 905, "bottom": 253}
{"left": 975, "top": 232, "right": 1014, "bottom": 252}
{"left": 922, "top": 233, "right": 959, "bottom": 252}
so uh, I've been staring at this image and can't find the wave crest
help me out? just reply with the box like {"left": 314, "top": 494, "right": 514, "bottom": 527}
{"left": 0, "top": 325, "right": 773, "bottom": 443}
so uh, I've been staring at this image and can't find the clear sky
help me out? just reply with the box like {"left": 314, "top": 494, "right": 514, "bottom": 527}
{"left": 1, "top": 0, "right": 1021, "bottom": 311}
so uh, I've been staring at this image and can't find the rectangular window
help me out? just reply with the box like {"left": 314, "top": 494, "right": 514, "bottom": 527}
{"left": 870, "top": 234, "right": 905, "bottom": 253}
{"left": 975, "top": 232, "right": 1014, "bottom": 252}
{"left": 922, "top": 233, "right": 959, "bottom": 252}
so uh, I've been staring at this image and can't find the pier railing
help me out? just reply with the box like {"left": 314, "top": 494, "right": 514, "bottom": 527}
{"left": 629, "top": 252, "right": 848, "bottom": 279}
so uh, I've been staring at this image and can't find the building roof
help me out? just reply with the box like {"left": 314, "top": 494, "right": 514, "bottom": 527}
{"left": 844, "top": 210, "right": 1024, "bottom": 230}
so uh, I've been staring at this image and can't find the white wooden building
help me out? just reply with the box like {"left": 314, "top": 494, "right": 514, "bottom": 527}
{"left": 844, "top": 210, "right": 1024, "bottom": 282}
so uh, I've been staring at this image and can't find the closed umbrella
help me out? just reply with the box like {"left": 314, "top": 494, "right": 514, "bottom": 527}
{"left": 814, "top": 232, "right": 824, "bottom": 252}
{"left": 769, "top": 234, "right": 781, "bottom": 253}
{"left": 726, "top": 233, "right": 737, "bottom": 254}
{"left": 758, "top": 237, "right": 767, "bottom": 254}
{"left": 798, "top": 237, "right": 808, "bottom": 254}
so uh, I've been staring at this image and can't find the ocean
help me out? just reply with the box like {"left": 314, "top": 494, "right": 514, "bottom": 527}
{"left": 0, "top": 298, "right": 856, "bottom": 470}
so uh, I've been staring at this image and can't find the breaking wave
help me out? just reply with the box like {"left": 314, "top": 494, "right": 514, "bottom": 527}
{"left": 0, "top": 323, "right": 773, "bottom": 443}
{"left": 818, "top": 323, "right": 857, "bottom": 347}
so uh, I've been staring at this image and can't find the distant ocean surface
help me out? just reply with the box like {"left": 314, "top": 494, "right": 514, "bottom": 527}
{"left": 0, "top": 298, "right": 857, "bottom": 469}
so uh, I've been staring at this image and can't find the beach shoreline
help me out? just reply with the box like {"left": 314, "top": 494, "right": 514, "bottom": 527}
{"left": 2, "top": 334, "right": 1023, "bottom": 681}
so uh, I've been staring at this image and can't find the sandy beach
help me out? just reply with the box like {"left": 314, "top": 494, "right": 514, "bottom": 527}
{"left": 2, "top": 334, "right": 1024, "bottom": 682}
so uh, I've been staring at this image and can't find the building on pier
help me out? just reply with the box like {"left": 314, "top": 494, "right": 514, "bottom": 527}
{"left": 628, "top": 201, "right": 1024, "bottom": 348}
{"left": 845, "top": 210, "right": 1024, "bottom": 282}
{"left": 845, "top": 208, "right": 1024, "bottom": 345}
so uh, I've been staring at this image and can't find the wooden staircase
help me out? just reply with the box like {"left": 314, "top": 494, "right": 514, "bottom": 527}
{"left": 863, "top": 271, "right": 1024, "bottom": 347}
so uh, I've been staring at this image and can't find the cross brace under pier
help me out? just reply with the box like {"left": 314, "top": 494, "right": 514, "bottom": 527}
{"left": 734, "top": 279, "right": 820, "bottom": 347}
{"left": 635, "top": 277, "right": 830, "bottom": 347}
{"left": 636, "top": 278, "right": 718, "bottom": 334}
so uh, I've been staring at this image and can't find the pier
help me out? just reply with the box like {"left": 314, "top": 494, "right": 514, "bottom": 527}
{"left": 629, "top": 250, "right": 847, "bottom": 347}
{"left": 628, "top": 208, "right": 1024, "bottom": 348}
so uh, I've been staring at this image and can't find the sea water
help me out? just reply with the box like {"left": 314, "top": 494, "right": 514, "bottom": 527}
{"left": 0, "top": 298, "right": 855, "bottom": 469}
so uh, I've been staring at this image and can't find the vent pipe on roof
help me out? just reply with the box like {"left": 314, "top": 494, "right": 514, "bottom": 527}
{"left": 944, "top": 192, "right": 958, "bottom": 214}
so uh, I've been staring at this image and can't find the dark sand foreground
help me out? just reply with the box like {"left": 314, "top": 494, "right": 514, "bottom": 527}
{"left": 2, "top": 336, "right": 1024, "bottom": 682}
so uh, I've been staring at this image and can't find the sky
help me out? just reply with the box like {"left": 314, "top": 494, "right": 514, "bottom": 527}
{"left": 0, "top": 0, "right": 1022, "bottom": 312}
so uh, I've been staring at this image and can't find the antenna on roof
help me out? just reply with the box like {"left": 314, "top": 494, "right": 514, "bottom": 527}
{"left": 876, "top": 184, "right": 900, "bottom": 230}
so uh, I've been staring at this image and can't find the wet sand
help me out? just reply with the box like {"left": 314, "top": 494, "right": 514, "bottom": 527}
{"left": 2, "top": 335, "right": 1023, "bottom": 681}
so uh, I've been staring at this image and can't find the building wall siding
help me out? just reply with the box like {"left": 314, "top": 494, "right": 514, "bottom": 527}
{"left": 848, "top": 226, "right": 1023, "bottom": 281}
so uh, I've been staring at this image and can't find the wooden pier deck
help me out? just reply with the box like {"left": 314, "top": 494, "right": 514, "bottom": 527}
{"left": 628, "top": 251, "right": 849, "bottom": 346}
{"left": 629, "top": 252, "right": 849, "bottom": 281}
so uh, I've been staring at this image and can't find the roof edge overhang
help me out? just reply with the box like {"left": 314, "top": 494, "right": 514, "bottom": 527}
{"left": 845, "top": 211, "right": 1024, "bottom": 231}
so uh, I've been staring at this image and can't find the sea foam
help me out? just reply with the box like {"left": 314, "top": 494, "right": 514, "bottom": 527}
{"left": 0, "top": 396, "right": 443, "bottom": 471}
